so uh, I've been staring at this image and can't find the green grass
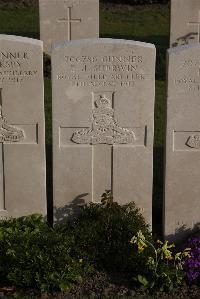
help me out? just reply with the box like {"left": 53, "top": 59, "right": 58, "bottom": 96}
{"left": 100, "top": 4, "right": 170, "bottom": 80}
{"left": 100, "top": 5, "right": 169, "bottom": 39}
{"left": 0, "top": 4, "right": 170, "bottom": 235}
{"left": 0, "top": 8, "right": 39, "bottom": 38}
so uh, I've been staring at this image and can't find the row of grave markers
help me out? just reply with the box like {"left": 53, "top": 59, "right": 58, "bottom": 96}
{"left": 0, "top": 35, "right": 155, "bottom": 230}
{"left": 39, "top": 0, "right": 200, "bottom": 53}
{"left": 0, "top": 0, "right": 200, "bottom": 241}
{"left": 1, "top": 35, "right": 199, "bottom": 242}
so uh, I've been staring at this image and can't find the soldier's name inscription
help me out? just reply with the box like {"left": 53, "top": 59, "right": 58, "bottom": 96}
{"left": 0, "top": 51, "right": 38, "bottom": 84}
{"left": 56, "top": 54, "right": 150, "bottom": 88}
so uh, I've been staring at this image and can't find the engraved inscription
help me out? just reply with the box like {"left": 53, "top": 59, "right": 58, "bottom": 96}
{"left": 71, "top": 93, "right": 136, "bottom": 145}
{"left": 0, "top": 51, "right": 38, "bottom": 84}
{"left": 186, "top": 134, "right": 200, "bottom": 149}
{"left": 174, "top": 62, "right": 200, "bottom": 93}
{"left": 56, "top": 54, "right": 150, "bottom": 88}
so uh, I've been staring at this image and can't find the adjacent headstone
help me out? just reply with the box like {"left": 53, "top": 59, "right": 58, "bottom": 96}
{"left": 39, "top": 0, "right": 99, "bottom": 55}
{"left": 0, "top": 35, "right": 46, "bottom": 219}
{"left": 52, "top": 38, "right": 155, "bottom": 224}
{"left": 164, "top": 44, "right": 200, "bottom": 240}
{"left": 170, "top": 0, "right": 200, "bottom": 47}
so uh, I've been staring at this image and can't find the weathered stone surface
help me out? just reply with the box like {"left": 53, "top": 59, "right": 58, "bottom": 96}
{"left": 0, "top": 35, "right": 46, "bottom": 219}
{"left": 170, "top": 0, "right": 200, "bottom": 47}
{"left": 52, "top": 38, "right": 155, "bottom": 224}
{"left": 39, "top": 0, "right": 99, "bottom": 55}
{"left": 164, "top": 44, "right": 200, "bottom": 241}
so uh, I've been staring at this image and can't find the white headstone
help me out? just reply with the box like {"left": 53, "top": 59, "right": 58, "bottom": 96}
{"left": 52, "top": 38, "right": 155, "bottom": 224}
{"left": 0, "top": 35, "right": 46, "bottom": 219}
{"left": 39, "top": 0, "right": 99, "bottom": 55}
{"left": 164, "top": 44, "right": 200, "bottom": 240}
{"left": 170, "top": 0, "right": 200, "bottom": 47}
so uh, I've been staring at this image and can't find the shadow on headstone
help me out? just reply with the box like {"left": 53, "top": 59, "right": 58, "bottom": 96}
{"left": 172, "top": 32, "right": 197, "bottom": 47}
{"left": 53, "top": 193, "right": 88, "bottom": 224}
{"left": 166, "top": 223, "right": 200, "bottom": 244}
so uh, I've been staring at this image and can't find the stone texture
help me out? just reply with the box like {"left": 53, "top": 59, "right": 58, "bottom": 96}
{"left": 0, "top": 35, "right": 46, "bottom": 219}
{"left": 164, "top": 44, "right": 200, "bottom": 241}
{"left": 52, "top": 38, "right": 155, "bottom": 224}
{"left": 39, "top": 0, "right": 99, "bottom": 55}
{"left": 170, "top": 0, "right": 200, "bottom": 47}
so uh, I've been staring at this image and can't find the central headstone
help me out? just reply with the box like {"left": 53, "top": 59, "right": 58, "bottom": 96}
{"left": 170, "top": 0, "right": 200, "bottom": 47}
{"left": 0, "top": 35, "right": 46, "bottom": 219}
{"left": 52, "top": 39, "right": 155, "bottom": 224}
{"left": 39, "top": 0, "right": 99, "bottom": 54}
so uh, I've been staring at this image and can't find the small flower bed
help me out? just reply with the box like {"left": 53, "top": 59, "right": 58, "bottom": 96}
{"left": 184, "top": 236, "right": 200, "bottom": 284}
{"left": 0, "top": 193, "right": 151, "bottom": 295}
{"left": 131, "top": 231, "right": 191, "bottom": 292}
{"left": 1, "top": 195, "right": 200, "bottom": 298}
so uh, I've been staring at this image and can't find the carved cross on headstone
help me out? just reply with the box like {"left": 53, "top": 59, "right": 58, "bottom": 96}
{"left": 188, "top": 11, "right": 200, "bottom": 43}
{"left": 0, "top": 89, "right": 38, "bottom": 217}
{"left": 57, "top": 5, "right": 81, "bottom": 41}
{"left": 60, "top": 91, "right": 146, "bottom": 201}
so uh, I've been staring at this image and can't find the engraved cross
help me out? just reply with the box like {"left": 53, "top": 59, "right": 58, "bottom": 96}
{"left": 60, "top": 91, "right": 146, "bottom": 202}
{"left": 0, "top": 89, "right": 38, "bottom": 218}
{"left": 188, "top": 11, "right": 200, "bottom": 43}
{"left": 57, "top": 6, "right": 81, "bottom": 41}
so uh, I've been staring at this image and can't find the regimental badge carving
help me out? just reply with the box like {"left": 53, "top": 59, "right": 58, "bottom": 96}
{"left": 0, "top": 114, "right": 24, "bottom": 143}
{"left": 71, "top": 95, "right": 136, "bottom": 145}
{"left": 186, "top": 134, "right": 200, "bottom": 149}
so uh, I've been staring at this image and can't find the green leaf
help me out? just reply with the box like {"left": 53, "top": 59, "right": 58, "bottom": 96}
{"left": 137, "top": 275, "right": 149, "bottom": 287}
{"left": 59, "top": 281, "right": 71, "bottom": 291}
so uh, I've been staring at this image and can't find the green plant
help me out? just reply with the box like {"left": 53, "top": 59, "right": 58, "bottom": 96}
{"left": 101, "top": 190, "right": 114, "bottom": 207}
{"left": 0, "top": 215, "right": 91, "bottom": 292}
{"left": 57, "top": 194, "right": 151, "bottom": 275}
{"left": 131, "top": 231, "right": 191, "bottom": 291}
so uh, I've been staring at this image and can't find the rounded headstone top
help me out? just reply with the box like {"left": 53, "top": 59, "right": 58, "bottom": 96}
{"left": 52, "top": 38, "right": 155, "bottom": 52}
{"left": 0, "top": 35, "right": 43, "bottom": 46}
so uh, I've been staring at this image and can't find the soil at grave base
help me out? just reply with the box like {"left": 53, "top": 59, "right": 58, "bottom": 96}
{"left": 0, "top": 0, "right": 38, "bottom": 8}
{"left": 2, "top": 271, "right": 200, "bottom": 299}
{"left": 59, "top": 271, "right": 200, "bottom": 299}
